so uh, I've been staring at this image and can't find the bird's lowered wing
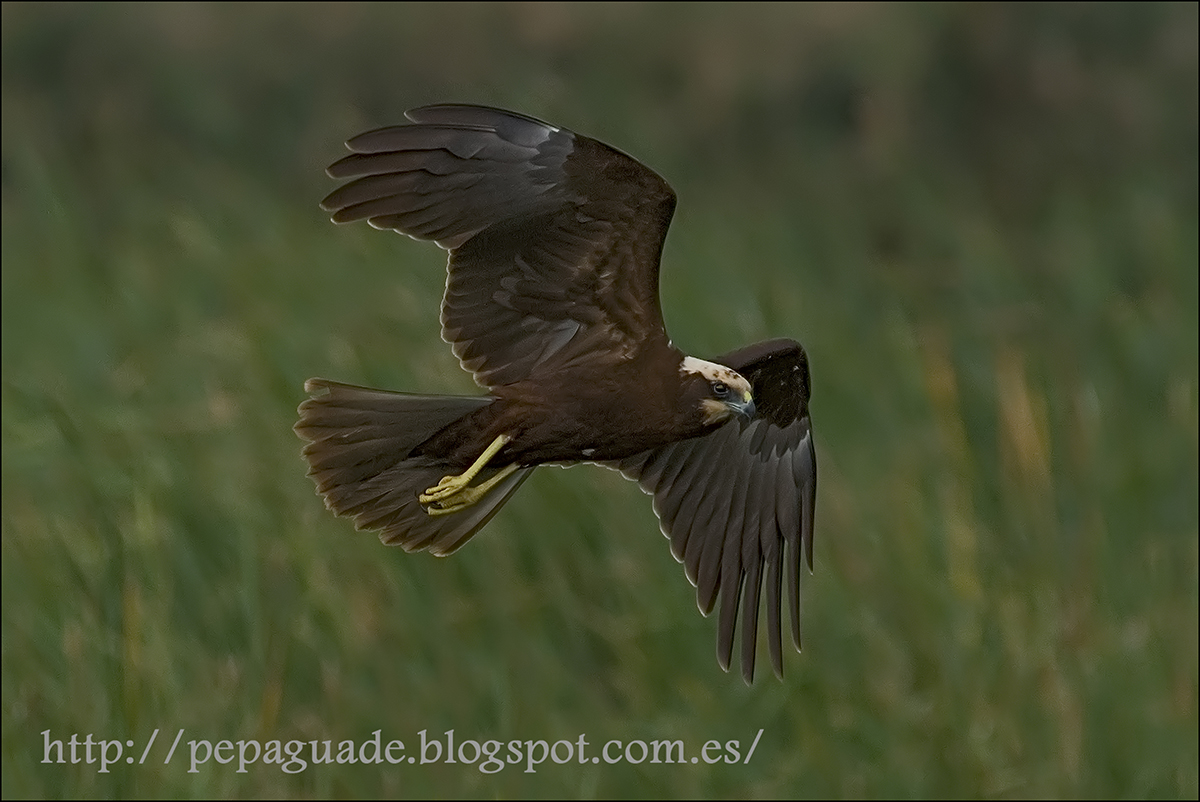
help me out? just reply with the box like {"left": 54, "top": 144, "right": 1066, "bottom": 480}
{"left": 612, "top": 338, "right": 817, "bottom": 683}
{"left": 320, "top": 104, "right": 678, "bottom": 389}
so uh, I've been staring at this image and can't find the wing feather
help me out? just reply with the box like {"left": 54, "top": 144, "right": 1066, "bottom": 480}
{"left": 321, "top": 104, "right": 677, "bottom": 389}
{"left": 694, "top": 429, "right": 745, "bottom": 614}
{"left": 614, "top": 338, "right": 816, "bottom": 683}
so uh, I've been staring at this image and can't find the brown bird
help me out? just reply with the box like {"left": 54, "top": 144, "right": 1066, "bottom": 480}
{"left": 295, "top": 105, "right": 816, "bottom": 682}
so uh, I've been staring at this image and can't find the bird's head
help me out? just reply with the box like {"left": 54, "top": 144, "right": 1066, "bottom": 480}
{"left": 680, "top": 356, "right": 756, "bottom": 426}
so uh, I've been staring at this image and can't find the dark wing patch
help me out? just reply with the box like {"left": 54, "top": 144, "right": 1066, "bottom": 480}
{"left": 321, "top": 104, "right": 677, "bottom": 389}
{"left": 613, "top": 338, "right": 816, "bottom": 683}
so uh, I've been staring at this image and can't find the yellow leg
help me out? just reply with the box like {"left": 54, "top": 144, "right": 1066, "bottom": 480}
{"left": 424, "top": 463, "right": 520, "bottom": 516}
{"left": 419, "top": 434, "right": 511, "bottom": 504}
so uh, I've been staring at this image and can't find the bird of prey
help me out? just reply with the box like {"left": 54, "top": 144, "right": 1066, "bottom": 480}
{"left": 295, "top": 105, "right": 817, "bottom": 683}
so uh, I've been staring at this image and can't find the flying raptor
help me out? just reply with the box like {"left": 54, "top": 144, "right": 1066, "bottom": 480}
{"left": 296, "top": 105, "right": 817, "bottom": 683}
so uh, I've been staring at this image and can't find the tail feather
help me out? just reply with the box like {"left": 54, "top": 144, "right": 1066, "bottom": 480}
{"left": 295, "top": 378, "right": 532, "bottom": 555}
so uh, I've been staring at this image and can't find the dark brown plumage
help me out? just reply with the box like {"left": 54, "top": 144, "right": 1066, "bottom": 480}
{"left": 296, "top": 105, "right": 816, "bottom": 683}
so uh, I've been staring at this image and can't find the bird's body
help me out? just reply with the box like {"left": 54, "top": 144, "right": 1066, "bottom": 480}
{"left": 418, "top": 350, "right": 734, "bottom": 467}
{"left": 297, "top": 105, "right": 817, "bottom": 682}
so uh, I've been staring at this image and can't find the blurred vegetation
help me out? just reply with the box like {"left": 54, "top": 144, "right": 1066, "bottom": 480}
{"left": 2, "top": 2, "right": 1196, "bottom": 798}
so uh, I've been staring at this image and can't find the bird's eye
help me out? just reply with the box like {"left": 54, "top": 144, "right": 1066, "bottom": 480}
{"left": 713, "top": 382, "right": 729, "bottom": 397}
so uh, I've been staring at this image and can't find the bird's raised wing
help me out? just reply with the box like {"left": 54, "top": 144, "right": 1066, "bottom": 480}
{"left": 320, "top": 104, "right": 678, "bottom": 389}
{"left": 612, "top": 339, "right": 817, "bottom": 683}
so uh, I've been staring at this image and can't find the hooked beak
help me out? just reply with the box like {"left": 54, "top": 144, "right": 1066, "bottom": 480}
{"left": 731, "top": 391, "right": 756, "bottom": 420}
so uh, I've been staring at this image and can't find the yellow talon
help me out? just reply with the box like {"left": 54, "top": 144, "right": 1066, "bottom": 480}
{"left": 419, "top": 434, "right": 512, "bottom": 507}
{"left": 421, "top": 473, "right": 465, "bottom": 500}
{"left": 424, "top": 463, "right": 520, "bottom": 516}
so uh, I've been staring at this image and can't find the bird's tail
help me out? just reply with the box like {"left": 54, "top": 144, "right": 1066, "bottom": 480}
{"left": 295, "top": 379, "right": 533, "bottom": 556}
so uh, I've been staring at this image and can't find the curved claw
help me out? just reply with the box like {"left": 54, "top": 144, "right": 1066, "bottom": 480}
{"left": 423, "top": 463, "right": 520, "bottom": 516}
{"left": 418, "top": 433, "right": 511, "bottom": 505}
{"left": 419, "top": 474, "right": 472, "bottom": 503}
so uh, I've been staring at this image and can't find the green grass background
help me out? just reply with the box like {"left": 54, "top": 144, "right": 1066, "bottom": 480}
{"left": 2, "top": 3, "right": 1196, "bottom": 798}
